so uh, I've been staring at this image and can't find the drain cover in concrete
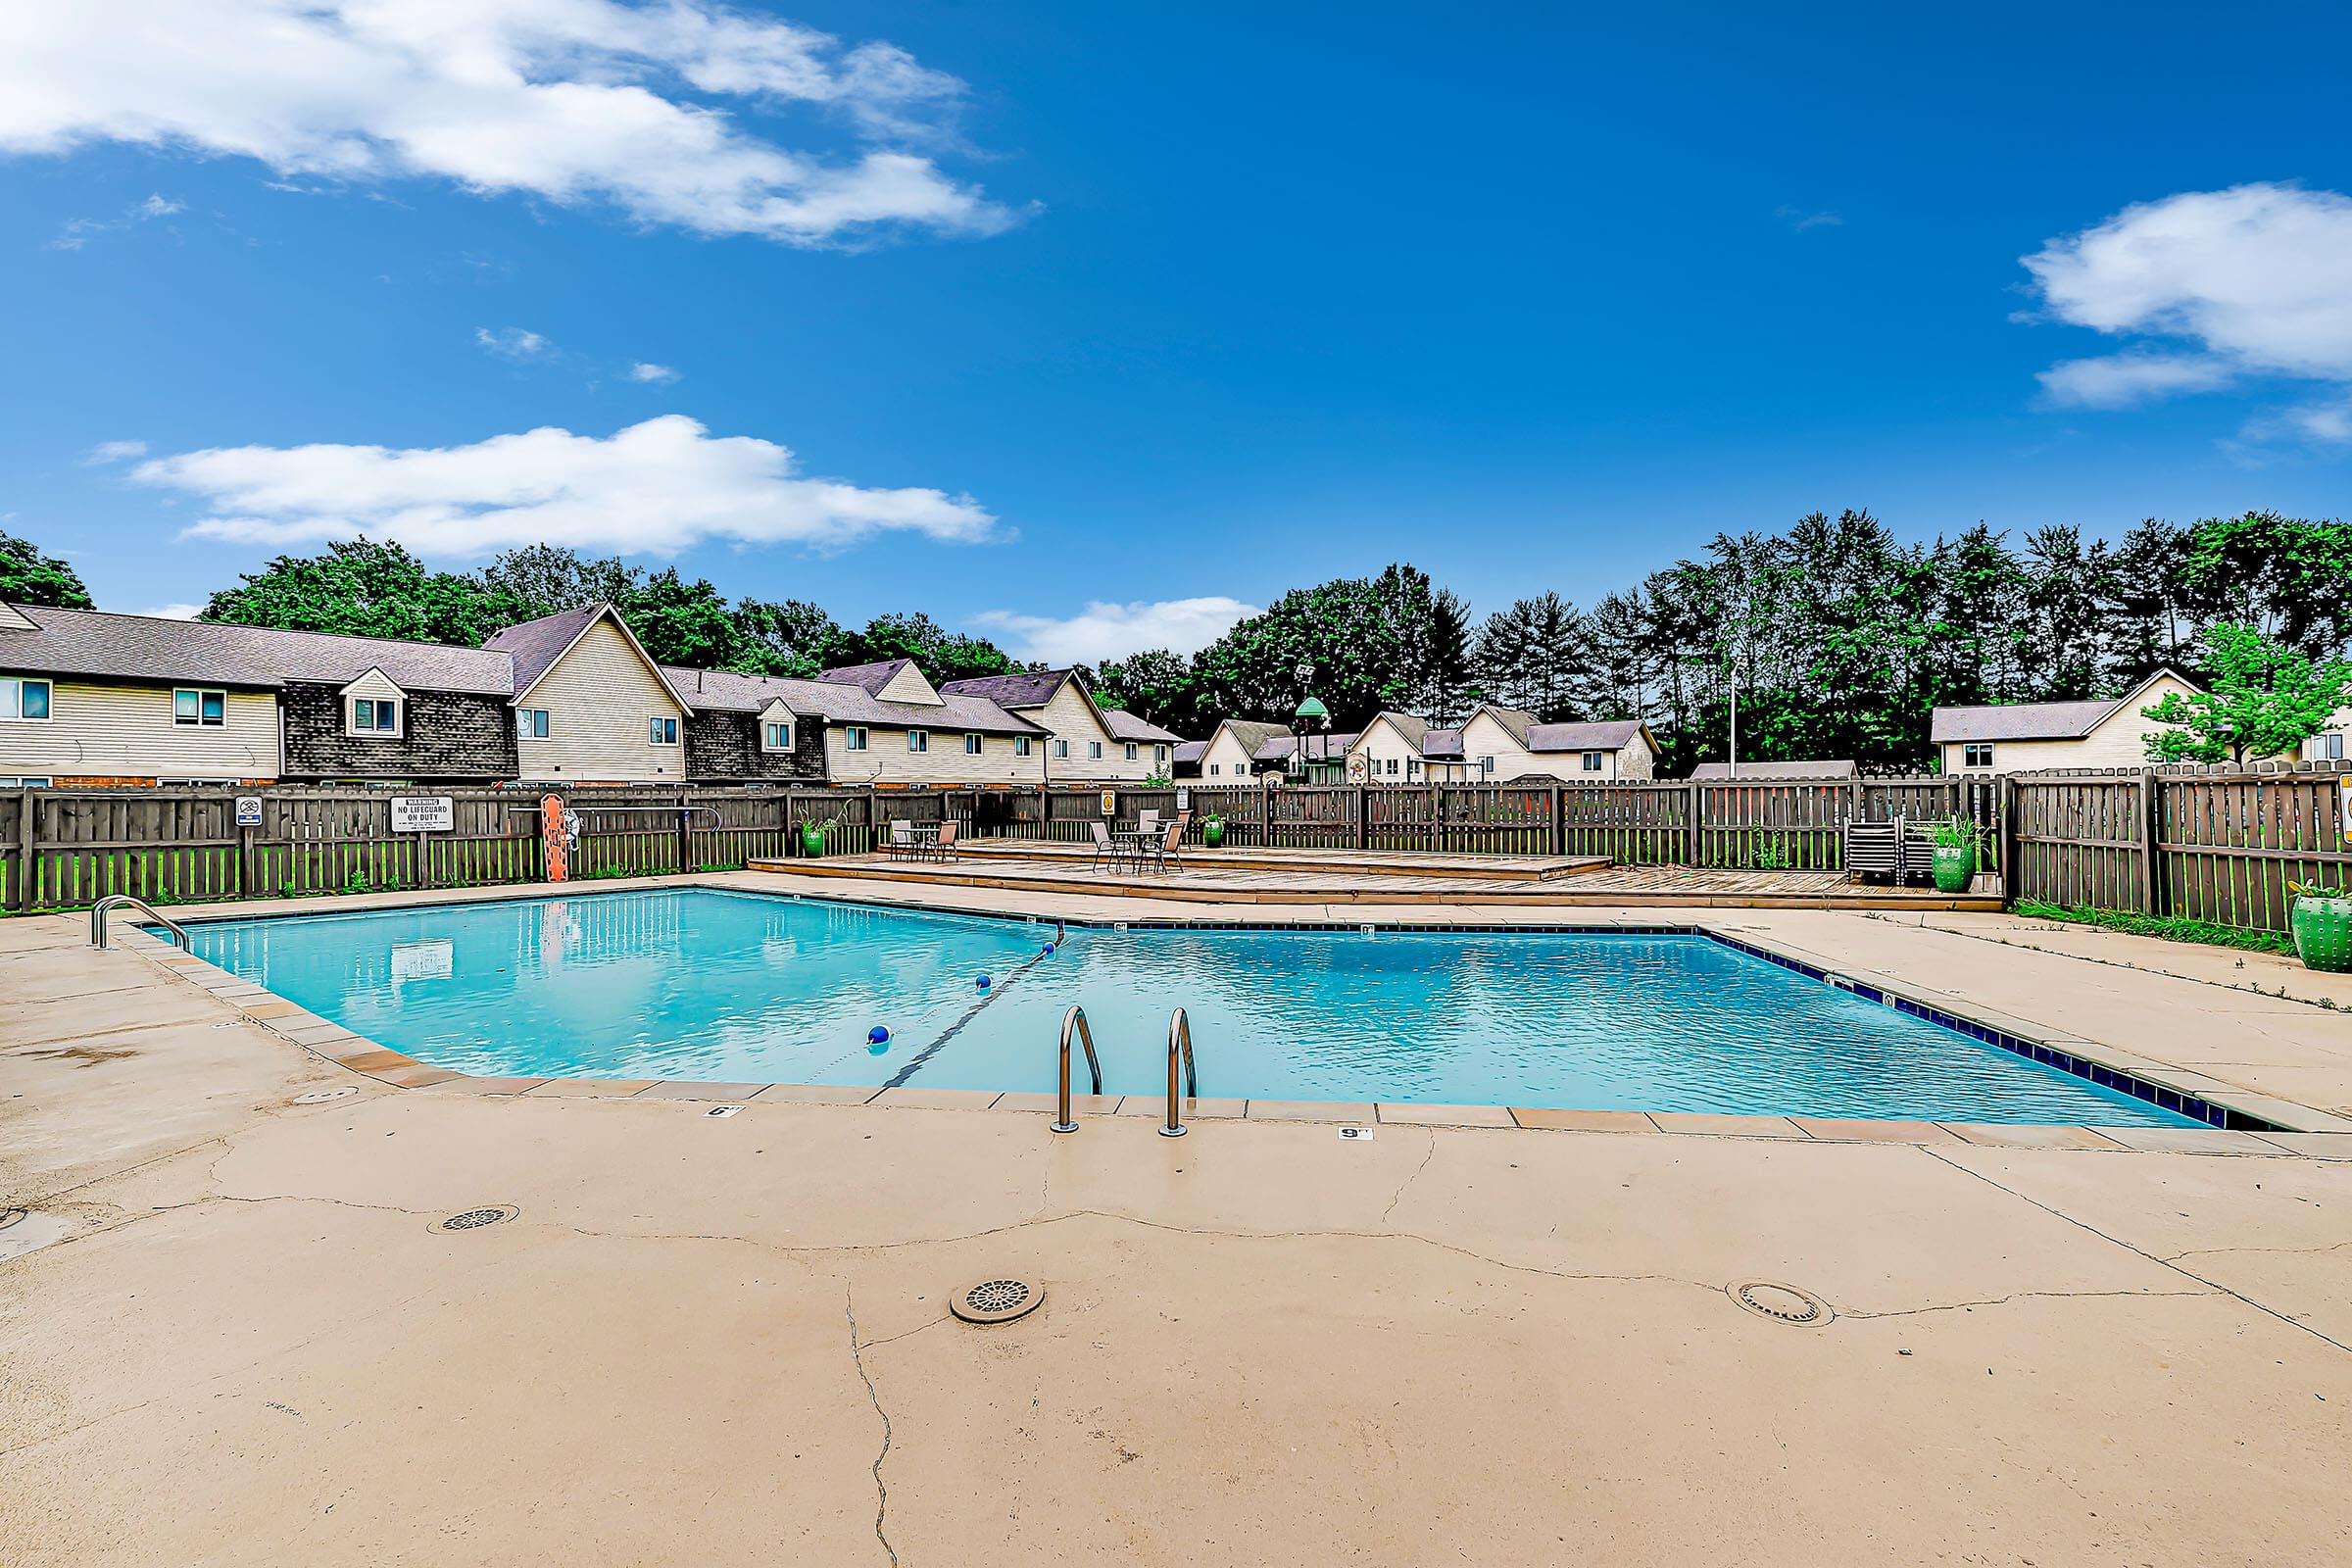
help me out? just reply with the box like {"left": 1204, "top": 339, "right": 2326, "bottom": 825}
{"left": 0, "top": 1209, "right": 75, "bottom": 1264}
{"left": 292, "top": 1087, "right": 360, "bottom": 1104}
{"left": 1728, "top": 1280, "right": 1833, "bottom": 1326}
{"left": 434, "top": 1205, "right": 519, "bottom": 1234}
{"left": 951, "top": 1276, "right": 1044, "bottom": 1325}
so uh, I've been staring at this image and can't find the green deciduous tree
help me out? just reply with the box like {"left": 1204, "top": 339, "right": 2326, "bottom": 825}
{"left": 0, "top": 530, "right": 96, "bottom": 609}
{"left": 2142, "top": 622, "right": 2352, "bottom": 764}
{"left": 202, "top": 538, "right": 502, "bottom": 644}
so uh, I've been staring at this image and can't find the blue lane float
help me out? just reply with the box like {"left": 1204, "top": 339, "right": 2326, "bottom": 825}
{"left": 867, "top": 1025, "right": 891, "bottom": 1046}
{"left": 976, "top": 974, "right": 992, "bottom": 989}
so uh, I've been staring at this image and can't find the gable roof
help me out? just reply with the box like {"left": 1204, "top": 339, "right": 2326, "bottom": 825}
{"left": 0, "top": 602, "right": 515, "bottom": 695}
{"left": 1207, "top": 718, "right": 1289, "bottom": 759}
{"left": 1462, "top": 704, "right": 1537, "bottom": 746}
{"left": 662, "top": 664, "right": 1047, "bottom": 735}
{"left": 1102, "top": 709, "right": 1182, "bottom": 744}
{"left": 1525, "top": 719, "right": 1649, "bottom": 753}
{"left": 1690, "top": 759, "right": 1858, "bottom": 780}
{"left": 1421, "top": 728, "right": 1464, "bottom": 759}
{"left": 1930, "top": 668, "right": 2196, "bottom": 744}
{"left": 938, "top": 669, "right": 1074, "bottom": 709}
{"left": 1253, "top": 731, "right": 1360, "bottom": 763}
{"left": 1172, "top": 740, "right": 1206, "bottom": 764}
{"left": 1358, "top": 711, "right": 1429, "bottom": 752}
{"left": 815, "top": 658, "right": 920, "bottom": 696}
{"left": 483, "top": 603, "right": 695, "bottom": 712}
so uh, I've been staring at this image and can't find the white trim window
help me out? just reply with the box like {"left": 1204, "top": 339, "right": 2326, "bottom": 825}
{"left": 907, "top": 729, "right": 929, "bottom": 753}
{"left": 1406, "top": 759, "right": 1423, "bottom": 780}
{"left": 1581, "top": 751, "right": 1604, "bottom": 772}
{"left": 1963, "top": 743, "right": 1994, "bottom": 769}
{"left": 1054, "top": 739, "right": 1069, "bottom": 760}
{"left": 1481, "top": 755, "right": 1495, "bottom": 774}
{"left": 2305, "top": 732, "right": 2343, "bottom": 761}
{"left": 1154, "top": 745, "right": 1168, "bottom": 765}
{"left": 1209, "top": 762, "right": 1221, "bottom": 776}
{"left": 349, "top": 697, "right": 400, "bottom": 737}
{"left": 0, "top": 776, "right": 51, "bottom": 787}
{"left": 1014, "top": 735, "right": 1033, "bottom": 757}
{"left": 844, "top": 726, "right": 869, "bottom": 752}
{"left": 1089, "top": 740, "right": 1103, "bottom": 760}
{"left": 1124, "top": 742, "right": 1139, "bottom": 761}
{"left": 649, "top": 716, "right": 679, "bottom": 746}
{"left": 518, "top": 709, "right": 551, "bottom": 740}
{"left": 762, "top": 719, "right": 793, "bottom": 752}
{"left": 964, "top": 732, "right": 983, "bottom": 755}
{"left": 173, "top": 688, "right": 226, "bottom": 727}
{"left": 1, "top": 677, "right": 51, "bottom": 721}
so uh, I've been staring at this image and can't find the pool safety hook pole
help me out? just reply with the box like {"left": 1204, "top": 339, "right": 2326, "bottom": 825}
{"left": 1054, "top": 1004, "right": 1102, "bottom": 1134}
{"left": 1161, "top": 1006, "right": 1199, "bottom": 1138}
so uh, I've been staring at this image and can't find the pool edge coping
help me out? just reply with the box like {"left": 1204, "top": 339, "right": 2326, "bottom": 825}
{"left": 114, "top": 875, "right": 2352, "bottom": 1151}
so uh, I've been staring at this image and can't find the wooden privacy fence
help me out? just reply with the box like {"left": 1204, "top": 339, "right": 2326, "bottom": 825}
{"left": 2010, "top": 762, "right": 2352, "bottom": 933}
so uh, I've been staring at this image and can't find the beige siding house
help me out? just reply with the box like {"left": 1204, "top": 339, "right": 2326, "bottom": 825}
{"left": 1197, "top": 718, "right": 1287, "bottom": 781}
{"left": 811, "top": 660, "right": 1048, "bottom": 786}
{"left": 1102, "top": 709, "right": 1183, "bottom": 777}
{"left": 0, "top": 677, "right": 280, "bottom": 784}
{"left": 1457, "top": 706, "right": 1658, "bottom": 780}
{"left": 1932, "top": 669, "right": 2199, "bottom": 775}
{"left": 939, "top": 670, "right": 1135, "bottom": 782}
{"left": 485, "top": 606, "right": 696, "bottom": 784}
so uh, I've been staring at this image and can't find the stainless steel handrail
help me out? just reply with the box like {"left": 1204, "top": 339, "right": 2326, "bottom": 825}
{"left": 1160, "top": 1006, "right": 1200, "bottom": 1138}
{"left": 89, "top": 894, "right": 190, "bottom": 951}
{"left": 1054, "top": 1004, "right": 1103, "bottom": 1134}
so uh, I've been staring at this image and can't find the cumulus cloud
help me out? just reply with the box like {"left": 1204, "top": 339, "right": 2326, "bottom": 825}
{"left": 474, "top": 325, "right": 552, "bottom": 361}
{"left": 974, "top": 597, "right": 1258, "bottom": 665}
{"left": 626, "top": 362, "right": 681, "bottom": 384}
{"left": 2022, "top": 183, "right": 2352, "bottom": 439}
{"left": 0, "top": 2, "right": 1014, "bottom": 246}
{"left": 83, "top": 439, "right": 149, "bottom": 464}
{"left": 130, "top": 415, "right": 997, "bottom": 558}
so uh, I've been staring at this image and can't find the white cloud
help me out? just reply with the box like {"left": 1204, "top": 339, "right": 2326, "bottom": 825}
{"left": 1774, "top": 205, "right": 1842, "bottom": 231}
{"left": 974, "top": 597, "right": 1258, "bottom": 665}
{"left": 48, "top": 190, "right": 184, "bottom": 249}
{"left": 83, "top": 439, "right": 149, "bottom": 464}
{"left": 475, "top": 325, "right": 552, "bottom": 361}
{"left": 134, "top": 603, "right": 205, "bottom": 620}
{"left": 626, "top": 361, "right": 680, "bottom": 384}
{"left": 0, "top": 2, "right": 1014, "bottom": 247}
{"left": 129, "top": 415, "right": 997, "bottom": 558}
{"left": 2022, "top": 183, "right": 2352, "bottom": 432}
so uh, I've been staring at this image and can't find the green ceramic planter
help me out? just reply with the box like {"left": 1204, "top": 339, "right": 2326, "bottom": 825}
{"left": 1930, "top": 843, "right": 1977, "bottom": 895}
{"left": 1201, "top": 818, "right": 1225, "bottom": 848}
{"left": 799, "top": 824, "right": 826, "bottom": 858}
{"left": 2292, "top": 896, "right": 2352, "bottom": 973}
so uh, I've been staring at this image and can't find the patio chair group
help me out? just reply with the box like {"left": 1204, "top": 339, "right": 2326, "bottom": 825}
{"left": 1090, "top": 809, "right": 1190, "bottom": 875}
{"left": 883, "top": 817, "right": 960, "bottom": 862}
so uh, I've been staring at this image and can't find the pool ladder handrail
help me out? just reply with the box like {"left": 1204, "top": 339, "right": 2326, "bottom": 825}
{"left": 89, "top": 894, "right": 190, "bottom": 951}
{"left": 1053, "top": 1004, "right": 1103, "bottom": 1134}
{"left": 1159, "top": 1006, "right": 1200, "bottom": 1138}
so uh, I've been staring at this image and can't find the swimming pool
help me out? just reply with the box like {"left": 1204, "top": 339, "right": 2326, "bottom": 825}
{"left": 187, "top": 887, "right": 2201, "bottom": 1125}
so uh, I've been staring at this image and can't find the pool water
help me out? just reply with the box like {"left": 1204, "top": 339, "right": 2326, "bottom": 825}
{"left": 186, "top": 888, "right": 2195, "bottom": 1125}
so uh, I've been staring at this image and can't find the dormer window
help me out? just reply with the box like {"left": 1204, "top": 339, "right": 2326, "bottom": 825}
{"left": 350, "top": 697, "right": 400, "bottom": 737}
{"left": 762, "top": 719, "right": 793, "bottom": 752}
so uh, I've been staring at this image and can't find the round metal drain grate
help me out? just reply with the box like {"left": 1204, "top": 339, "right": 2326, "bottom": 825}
{"left": 435, "top": 1205, "right": 518, "bottom": 1234}
{"left": 950, "top": 1276, "right": 1044, "bottom": 1325}
{"left": 292, "top": 1087, "right": 360, "bottom": 1105}
{"left": 0, "top": 1207, "right": 26, "bottom": 1232}
{"left": 1729, "top": 1280, "right": 1832, "bottom": 1326}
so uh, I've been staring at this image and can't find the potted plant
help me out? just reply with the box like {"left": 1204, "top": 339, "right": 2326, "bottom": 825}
{"left": 799, "top": 811, "right": 838, "bottom": 858}
{"left": 2288, "top": 882, "right": 2352, "bottom": 973}
{"left": 1200, "top": 811, "right": 1225, "bottom": 849}
{"left": 1928, "top": 816, "right": 1979, "bottom": 895}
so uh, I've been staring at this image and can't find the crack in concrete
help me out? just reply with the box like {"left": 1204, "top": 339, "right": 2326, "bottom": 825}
{"left": 857, "top": 1314, "right": 952, "bottom": 1354}
{"left": 1381, "top": 1131, "right": 1438, "bottom": 1225}
{"left": 1842, "top": 1287, "right": 2216, "bottom": 1321}
{"left": 844, "top": 1288, "right": 900, "bottom": 1568}
{"left": 1921, "top": 1146, "right": 2352, "bottom": 1357}
{"left": 2163, "top": 1237, "right": 2352, "bottom": 1263}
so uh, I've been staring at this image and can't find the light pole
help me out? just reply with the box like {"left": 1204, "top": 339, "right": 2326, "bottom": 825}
{"left": 1291, "top": 660, "right": 1330, "bottom": 782}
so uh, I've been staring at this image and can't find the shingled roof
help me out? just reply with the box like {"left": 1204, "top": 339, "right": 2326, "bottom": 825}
{"left": 479, "top": 605, "right": 602, "bottom": 692}
{"left": 1103, "top": 709, "right": 1182, "bottom": 744}
{"left": 937, "top": 669, "right": 1075, "bottom": 709}
{"left": 814, "top": 659, "right": 919, "bottom": 696}
{"left": 662, "top": 664, "right": 1047, "bottom": 735}
{"left": 1525, "top": 719, "right": 1648, "bottom": 753}
{"left": 0, "top": 603, "right": 515, "bottom": 695}
{"left": 1930, "top": 669, "right": 2196, "bottom": 744}
{"left": 1690, "top": 759, "right": 1858, "bottom": 780}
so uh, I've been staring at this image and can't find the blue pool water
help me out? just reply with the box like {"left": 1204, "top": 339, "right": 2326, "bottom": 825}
{"left": 186, "top": 888, "right": 2196, "bottom": 1124}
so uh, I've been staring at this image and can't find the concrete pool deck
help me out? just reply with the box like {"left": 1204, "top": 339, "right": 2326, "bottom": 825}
{"left": 6, "top": 873, "right": 2352, "bottom": 1564}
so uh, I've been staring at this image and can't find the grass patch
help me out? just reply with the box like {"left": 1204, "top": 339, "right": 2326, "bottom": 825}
{"left": 2010, "top": 900, "right": 2296, "bottom": 957}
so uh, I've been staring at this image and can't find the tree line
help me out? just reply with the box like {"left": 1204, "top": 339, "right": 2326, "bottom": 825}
{"left": 4, "top": 510, "right": 2346, "bottom": 771}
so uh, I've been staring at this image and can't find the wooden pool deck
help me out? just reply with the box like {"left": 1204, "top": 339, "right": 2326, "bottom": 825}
{"left": 750, "top": 839, "right": 2003, "bottom": 909}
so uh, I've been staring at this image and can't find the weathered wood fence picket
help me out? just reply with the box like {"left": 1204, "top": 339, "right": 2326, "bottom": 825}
{"left": 3, "top": 765, "right": 2344, "bottom": 934}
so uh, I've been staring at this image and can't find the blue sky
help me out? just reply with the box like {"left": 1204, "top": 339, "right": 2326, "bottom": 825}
{"left": 4, "top": 2, "right": 2349, "bottom": 662}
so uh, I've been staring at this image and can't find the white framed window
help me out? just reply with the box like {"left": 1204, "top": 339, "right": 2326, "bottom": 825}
{"left": 349, "top": 697, "right": 400, "bottom": 736}
{"left": 964, "top": 732, "right": 983, "bottom": 755}
{"left": 1124, "top": 742, "right": 1139, "bottom": 761}
{"left": 0, "top": 776, "right": 51, "bottom": 787}
{"left": 762, "top": 719, "right": 793, "bottom": 751}
{"left": 2309, "top": 732, "right": 2345, "bottom": 761}
{"left": 1481, "top": 755, "right": 1494, "bottom": 774}
{"left": 1209, "top": 762, "right": 1221, "bottom": 776}
{"left": 1, "top": 677, "right": 51, "bottom": 721}
{"left": 1088, "top": 740, "right": 1102, "bottom": 760}
{"left": 1581, "top": 751, "right": 1604, "bottom": 772}
{"left": 518, "top": 708, "right": 551, "bottom": 739}
{"left": 845, "top": 726, "right": 868, "bottom": 752}
{"left": 649, "top": 716, "right": 679, "bottom": 746}
{"left": 1155, "top": 745, "right": 1168, "bottom": 764}
{"left": 1014, "top": 735, "right": 1033, "bottom": 757}
{"left": 173, "top": 688, "right": 226, "bottom": 727}
{"left": 1385, "top": 757, "right": 1398, "bottom": 776}
{"left": 908, "top": 729, "right": 929, "bottom": 753}
{"left": 1054, "top": 739, "right": 1069, "bottom": 760}
{"left": 1963, "top": 743, "right": 1994, "bottom": 769}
